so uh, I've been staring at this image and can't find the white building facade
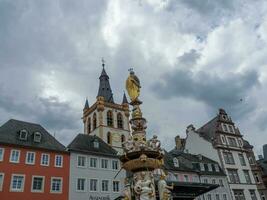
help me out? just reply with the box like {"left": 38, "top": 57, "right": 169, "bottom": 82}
{"left": 68, "top": 134, "right": 125, "bottom": 200}
{"left": 185, "top": 109, "right": 262, "bottom": 200}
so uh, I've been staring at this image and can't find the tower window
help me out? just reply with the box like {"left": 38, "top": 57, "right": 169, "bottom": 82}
{"left": 93, "top": 113, "right": 97, "bottom": 130}
{"left": 107, "top": 110, "right": 113, "bottom": 127}
{"left": 87, "top": 117, "right": 91, "bottom": 134}
{"left": 117, "top": 113, "right": 123, "bottom": 129}
{"left": 107, "top": 132, "right": 112, "bottom": 145}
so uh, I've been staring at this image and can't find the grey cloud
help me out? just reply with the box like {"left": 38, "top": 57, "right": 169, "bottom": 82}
{"left": 152, "top": 64, "right": 259, "bottom": 118}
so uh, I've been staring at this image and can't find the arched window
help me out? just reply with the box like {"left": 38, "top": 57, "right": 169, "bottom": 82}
{"left": 87, "top": 117, "right": 91, "bottom": 134}
{"left": 93, "top": 113, "right": 97, "bottom": 130}
{"left": 117, "top": 113, "right": 123, "bottom": 129}
{"left": 121, "top": 135, "right": 125, "bottom": 144}
{"left": 107, "top": 132, "right": 112, "bottom": 145}
{"left": 107, "top": 110, "right": 113, "bottom": 127}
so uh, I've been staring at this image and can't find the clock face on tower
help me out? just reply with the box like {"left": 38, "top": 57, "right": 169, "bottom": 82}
{"left": 112, "top": 132, "right": 120, "bottom": 142}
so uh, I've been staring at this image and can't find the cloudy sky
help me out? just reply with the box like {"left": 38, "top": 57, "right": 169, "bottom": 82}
{"left": 1, "top": 0, "right": 267, "bottom": 155}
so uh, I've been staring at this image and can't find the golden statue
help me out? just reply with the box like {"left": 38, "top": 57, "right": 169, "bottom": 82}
{"left": 126, "top": 69, "right": 141, "bottom": 103}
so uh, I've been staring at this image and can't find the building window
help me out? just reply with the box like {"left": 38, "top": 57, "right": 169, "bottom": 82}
{"left": 50, "top": 177, "right": 62, "bottom": 193}
{"left": 249, "top": 156, "right": 255, "bottom": 165}
{"left": 221, "top": 136, "right": 226, "bottom": 144}
{"left": 216, "top": 194, "right": 220, "bottom": 200}
{"left": 93, "top": 113, "right": 97, "bottom": 130}
{"left": 113, "top": 181, "right": 120, "bottom": 192}
{"left": 33, "top": 132, "right": 42, "bottom": 143}
{"left": 207, "top": 194, "right": 212, "bottom": 200}
{"left": 215, "top": 164, "right": 220, "bottom": 172}
{"left": 0, "top": 173, "right": 4, "bottom": 191}
{"left": 250, "top": 190, "right": 258, "bottom": 200}
{"left": 228, "top": 125, "right": 234, "bottom": 133}
{"left": 233, "top": 190, "right": 245, "bottom": 200}
{"left": 90, "top": 179, "right": 98, "bottom": 191}
{"left": 228, "top": 169, "right": 240, "bottom": 183}
{"left": 107, "top": 110, "right": 113, "bottom": 127}
{"left": 238, "top": 153, "right": 246, "bottom": 166}
{"left": 243, "top": 170, "right": 252, "bottom": 184}
{"left": 31, "top": 176, "right": 44, "bottom": 192}
{"left": 203, "top": 178, "right": 208, "bottom": 183}
{"left": 223, "top": 152, "right": 235, "bottom": 164}
{"left": 90, "top": 157, "right": 97, "bottom": 168}
{"left": 121, "top": 135, "right": 125, "bottom": 144}
{"left": 112, "top": 160, "right": 119, "bottom": 170}
{"left": 77, "top": 178, "right": 86, "bottom": 192}
{"left": 117, "top": 113, "right": 123, "bottom": 129}
{"left": 10, "top": 174, "right": 25, "bottom": 192}
{"left": 55, "top": 155, "right": 63, "bottom": 167}
{"left": 41, "top": 153, "right": 50, "bottom": 166}
{"left": 107, "top": 132, "right": 112, "bottom": 145}
{"left": 77, "top": 156, "right": 86, "bottom": 167}
{"left": 93, "top": 139, "right": 99, "bottom": 148}
{"left": 184, "top": 175, "right": 189, "bottom": 182}
{"left": 227, "top": 137, "right": 238, "bottom": 147}
{"left": 200, "top": 163, "right": 205, "bottom": 171}
{"left": 212, "top": 179, "right": 216, "bottom": 184}
{"left": 173, "top": 158, "right": 179, "bottom": 167}
{"left": 261, "top": 192, "right": 266, "bottom": 200}
{"left": 26, "top": 152, "right": 35, "bottom": 165}
{"left": 0, "top": 148, "right": 4, "bottom": 161}
{"left": 223, "top": 194, "right": 227, "bottom": 200}
{"left": 222, "top": 124, "right": 228, "bottom": 132}
{"left": 10, "top": 149, "right": 20, "bottom": 163}
{"left": 219, "top": 179, "right": 224, "bottom": 187}
{"left": 102, "top": 180, "right": 109, "bottom": 192}
{"left": 208, "top": 164, "right": 212, "bottom": 172}
{"left": 19, "top": 130, "right": 28, "bottom": 140}
{"left": 101, "top": 159, "right": 108, "bottom": 169}
{"left": 87, "top": 117, "right": 91, "bottom": 134}
{"left": 254, "top": 173, "right": 260, "bottom": 183}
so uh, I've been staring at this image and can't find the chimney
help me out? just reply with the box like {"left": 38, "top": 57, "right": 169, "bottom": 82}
{"left": 175, "top": 135, "right": 183, "bottom": 150}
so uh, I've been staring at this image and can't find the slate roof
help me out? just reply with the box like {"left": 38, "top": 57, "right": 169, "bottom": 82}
{"left": 0, "top": 119, "right": 66, "bottom": 152}
{"left": 122, "top": 92, "right": 128, "bottom": 104}
{"left": 67, "top": 134, "right": 118, "bottom": 157}
{"left": 168, "top": 150, "right": 225, "bottom": 176}
{"left": 97, "top": 67, "right": 114, "bottom": 103}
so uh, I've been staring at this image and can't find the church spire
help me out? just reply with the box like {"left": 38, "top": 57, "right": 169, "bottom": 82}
{"left": 83, "top": 98, "right": 89, "bottom": 110}
{"left": 122, "top": 92, "right": 128, "bottom": 104}
{"left": 97, "top": 59, "right": 114, "bottom": 103}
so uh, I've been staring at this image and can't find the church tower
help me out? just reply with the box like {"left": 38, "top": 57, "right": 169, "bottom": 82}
{"left": 82, "top": 61, "right": 130, "bottom": 153}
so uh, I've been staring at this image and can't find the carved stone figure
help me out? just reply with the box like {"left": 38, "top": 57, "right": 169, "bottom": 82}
{"left": 122, "top": 136, "right": 134, "bottom": 153}
{"left": 158, "top": 174, "right": 173, "bottom": 200}
{"left": 148, "top": 135, "right": 161, "bottom": 151}
{"left": 123, "top": 178, "right": 132, "bottom": 200}
{"left": 134, "top": 172, "right": 155, "bottom": 200}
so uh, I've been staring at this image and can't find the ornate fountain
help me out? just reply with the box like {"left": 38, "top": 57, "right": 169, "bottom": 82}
{"left": 121, "top": 69, "right": 172, "bottom": 200}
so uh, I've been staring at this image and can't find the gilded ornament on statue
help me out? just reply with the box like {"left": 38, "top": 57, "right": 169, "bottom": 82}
{"left": 126, "top": 69, "right": 141, "bottom": 103}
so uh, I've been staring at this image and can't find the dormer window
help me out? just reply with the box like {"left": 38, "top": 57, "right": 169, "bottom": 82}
{"left": 19, "top": 130, "right": 28, "bottom": 141}
{"left": 173, "top": 157, "right": 179, "bottom": 167}
{"left": 34, "top": 132, "right": 41, "bottom": 143}
{"left": 93, "top": 139, "right": 99, "bottom": 148}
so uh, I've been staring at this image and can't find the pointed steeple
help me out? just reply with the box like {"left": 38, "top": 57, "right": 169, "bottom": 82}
{"left": 84, "top": 98, "right": 89, "bottom": 110}
{"left": 97, "top": 59, "right": 114, "bottom": 103}
{"left": 122, "top": 92, "right": 128, "bottom": 104}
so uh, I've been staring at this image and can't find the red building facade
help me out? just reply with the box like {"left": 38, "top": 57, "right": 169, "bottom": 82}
{"left": 0, "top": 119, "right": 69, "bottom": 200}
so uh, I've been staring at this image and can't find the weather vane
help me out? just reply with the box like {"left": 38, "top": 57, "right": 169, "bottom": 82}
{"left": 101, "top": 57, "right": 105, "bottom": 67}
